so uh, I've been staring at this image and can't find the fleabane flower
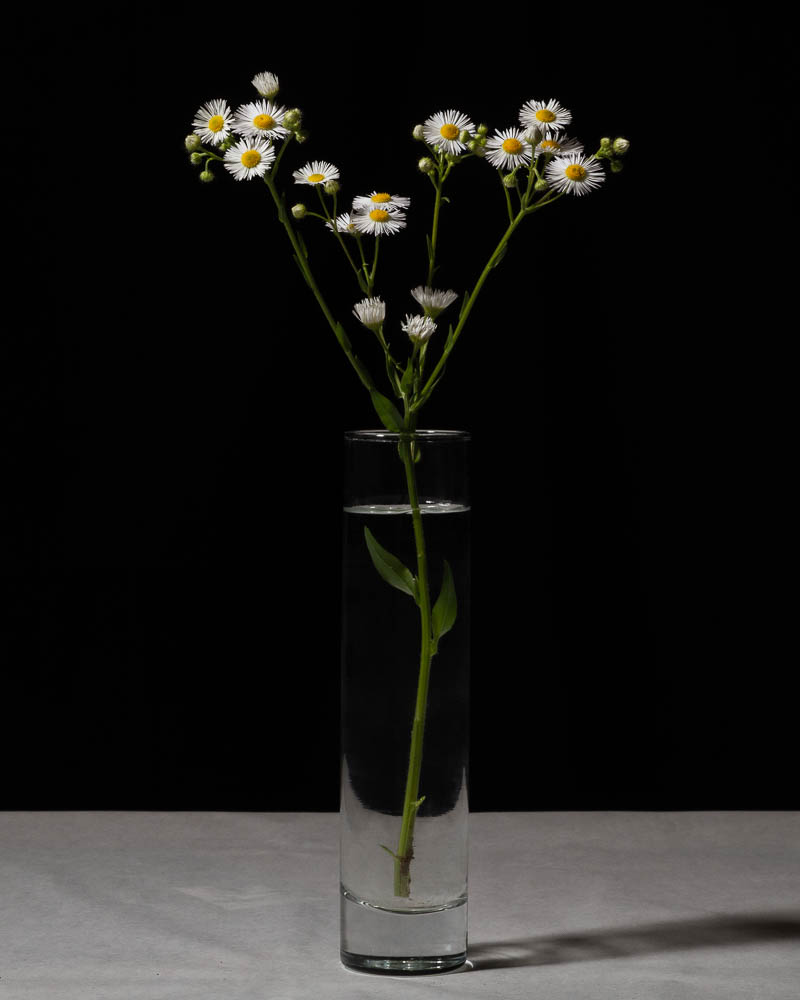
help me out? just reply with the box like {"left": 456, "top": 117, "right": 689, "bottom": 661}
{"left": 423, "top": 109, "right": 475, "bottom": 155}
{"left": 223, "top": 136, "right": 276, "bottom": 181}
{"left": 233, "top": 100, "right": 289, "bottom": 141}
{"left": 192, "top": 99, "right": 234, "bottom": 146}
{"left": 352, "top": 191, "right": 411, "bottom": 212}
{"left": 530, "top": 131, "right": 583, "bottom": 157}
{"left": 326, "top": 213, "right": 357, "bottom": 236}
{"left": 402, "top": 314, "right": 437, "bottom": 343}
{"left": 351, "top": 207, "right": 407, "bottom": 236}
{"left": 410, "top": 286, "right": 459, "bottom": 318}
{"left": 353, "top": 297, "right": 386, "bottom": 331}
{"left": 293, "top": 160, "right": 340, "bottom": 186}
{"left": 544, "top": 153, "right": 605, "bottom": 196}
{"left": 485, "top": 128, "right": 532, "bottom": 170}
{"left": 519, "top": 98, "right": 572, "bottom": 134}
{"left": 252, "top": 71, "right": 280, "bottom": 99}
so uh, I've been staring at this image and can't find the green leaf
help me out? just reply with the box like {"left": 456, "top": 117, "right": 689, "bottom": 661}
{"left": 334, "top": 322, "right": 352, "bottom": 352}
{"left": 431, "top": 560, "right": 457, "bottom": 644}
{"left": 491, "top": 242, "right": 509, "bottom": 269}
{"left": 370, "top": 390, "right": 405, "bottom": 432}
{"left": 364, "top": 527, "right": 418, "bottom": 602}
{"left": 400, "top": 357, "right": 415, "bottom": 395}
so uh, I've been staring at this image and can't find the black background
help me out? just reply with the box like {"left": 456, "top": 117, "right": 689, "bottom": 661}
{"left": 3, "top": 6, "right": 794, "bottom": 810}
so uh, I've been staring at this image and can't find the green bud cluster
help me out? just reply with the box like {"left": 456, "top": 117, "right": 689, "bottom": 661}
{"left": 284, "top": 108, "right": 303, "bottom": 130}
{"left": 595, "top": 135, "right": 631, "bottom": 166}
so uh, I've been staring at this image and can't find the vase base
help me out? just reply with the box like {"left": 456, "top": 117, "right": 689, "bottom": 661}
{"left": 340, "top": 887, "right": 467, "bottom": 975}
{"left": 340, "top": 950, "right": 468, "bottom": 975}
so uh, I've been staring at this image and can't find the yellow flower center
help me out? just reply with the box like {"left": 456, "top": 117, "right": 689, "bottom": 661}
{"left": 541, "top": 139, "right": 560, "bottom": 151}
{"left": 371, "top": 193, "right": 392, "bottom": 203}
{"left": 253, "top": 113, "right": 276, "bottom": 131}
{"left": 308, "top": 173, "right": 325, "bottom": 182}
{"left": 369, "top": 209, "right": 390, "bottom": 222}
{"left": 208, "top": 115, "right": 225, "bottom": 133}
{"left": 440, "top": 123, "right": 460, "bottom": 140}
{"left": 565, "top": 164, "right": 586, "bottom": 181}
{"left": 502, "top": 137, "right": 523, "bottom": 155}
{"left": 535, "top": 109, "right": 557, "bottom": 123}
{"left": 241, "top": 150, "right": 262, "bottom": 168}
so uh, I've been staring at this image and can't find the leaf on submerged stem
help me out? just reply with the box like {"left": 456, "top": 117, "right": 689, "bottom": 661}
{"left": 364, "top": 526, "right": 419, "bottom": 603}
{"left": 431, "top": 559, "right": 457, "bottom": 650}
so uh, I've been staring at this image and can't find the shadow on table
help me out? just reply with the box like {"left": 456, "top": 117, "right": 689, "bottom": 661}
{"left": 468, "top": 910, "right": 800, "bottom": 970}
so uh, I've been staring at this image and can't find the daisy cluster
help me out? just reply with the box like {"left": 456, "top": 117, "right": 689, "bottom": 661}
{"left": 414, "top": 98, "right": 619, "bottom": 198}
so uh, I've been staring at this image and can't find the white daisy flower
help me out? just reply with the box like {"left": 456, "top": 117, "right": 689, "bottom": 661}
{"left": 353, "top": 297, "right": 386, "bottom": 330}
{"left": 252, "top": 71, "right": 280, "bottom": 99}
{"left": 485, "top": 128, "right": 532, "bottom": 171}
{"left": 351, "top": 207, "right": 407, "bottom": 236}
{"left": 519, "top": 98, "right": 572, "bottom": 134}
{"left": 422, "top": 109, "right": 475, "bottom": 155}
{"left": 233, "top": 100, "right": 289, "bottom": 141}
{"left": 192, "top": 98, "right": 234, "bottom": 146}
{"left": 326, "top": 213, "right": 357, "bottom": 236}
{"left": 223, "top": 137, "right": 276, "bottom": 181}
{"left": 293, "top": 160, "right": 341, "bottom": 186}
{"left": 410, "top": 286, "right": 459, "bottom": 318}
{"left": 402, "top": 314, "right": 437, "bottom": 343}
{"left": 530, "top": 131, "right": 583, "bottom": 157}
{"left": 544, "top": 153, "right": 606, "bottom": 196}
{"left": 351, "top": 191, "right": 411, "bottom": 212}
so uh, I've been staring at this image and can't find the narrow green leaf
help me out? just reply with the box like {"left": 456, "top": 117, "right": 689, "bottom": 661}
{"left": 364, "top": 527, "right": 418, "bottom": 601}
{"left": 491, "top": 242, "right": 509, "bottom": 269}
{"left": 334, "top": 322, "right": 352, "bottom": 352}
{"left": 431, "top": 560, "right": 457, "bottom": 642}
{"left": 370, "top": 390, "right": 405, "bottom": 432}
{"left": 400, "top": 357, "right": 415, "bottom": 394}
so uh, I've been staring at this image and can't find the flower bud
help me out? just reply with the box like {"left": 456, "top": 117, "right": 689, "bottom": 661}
{"left": 502, "top": 172, "right": 517, "bottom": 189}
{"left": 295, "top": 129, "right": 310, "bottom": 144}
{"left": 324, "top": 179, "right": 340, "bottom": 195}
{"left": 534, "top": 178, "right": 549, "bottom": 193}
{"left": 524, "top": 126, "right": 542, "bottom": 145}
{"left": 184, "top": 133, "right": 202, "bottom": 152}
{"left": 468, "top": 140, "right": 482, "bottom": 153}
{"left": 199, "top": 170, "right": 214, "bottom": 183}
{"left": 612, "top": 137, "right": 630, "bottom": 156}
{"left": 412, "top": 124, "right": 425, "bottom": 140}
{"left": 418, "top": 157, "right": 436, "bottom": 174}
{"left": 600, "top": 137, "right": 612, "bottom": 149}
{"left": 477, "top": 123, "right": 488, "bottom": 136}
{"left": 291, "top": 203, "right": 307, "bottom": 219}
{"left": 284, "top": 108, "right": 303, "bottom": 130}
{"left": 189, "top": 152, "right": 204, "bottom": 166}
{"left": 610, "top": 159, "right": 624, "bottom": 173}
{"left": 459, "top": 130, "right": 471, "bottom": 144}
{"left": 472, "top": 145, "right": 486, "bottom": 158}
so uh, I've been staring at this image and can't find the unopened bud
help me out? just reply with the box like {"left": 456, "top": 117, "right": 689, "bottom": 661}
{"left": 324, "top": 180, "right": 340, "bottom": 195}
{"left": 459, "top": 130, "right": 471, "bottom": 144}
{"left": 612, "top": 137, "right": 630, "bottom": 156}
{"left": 524, "top": 126, "right": 542, "bottom": 145}
{"left": 600, "top": 137, "right": 612, "bottom": 149}
{"left": 610, "top": 159, "right": 624, "bottom": 173}
{"left": 199, "top": 170, "right": 214, "bottom": 183}
{"left": 189, "top": 152, "right": 204, "bottom": 166}
{"left": 468, "top": 140, "right": 481, "bottom": 153}
{"left": 477, "top": 123, "right": 488, "bottom": 136}
{"left": 284, "top": 108, "right": 302, "bottom": 130}
{"left": 472, "top": 145, "right": 486, "bottom": 158}
{"left": 291, "top": 203, "right": 307, "bottom": 219}
{"left": 295, "top": 129, "right": 310, "bottom": 144}
{"left": 412, "top": 124, "right": 425, "bottom": 140}
{"left": 418, "top": 157, "right": 436, "bottom": 174}
{"left": 502, "top": 172, "right": 517, "bottom": 189}
{"left": 534, "top": 178, "right": 549, "bottom": 192}
{"left": 184, "top": 133, "right": 202, "bottom": 152}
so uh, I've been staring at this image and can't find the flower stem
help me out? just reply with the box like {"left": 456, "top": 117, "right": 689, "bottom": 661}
{"left": 392, "top": 424, "right": 434, "bottom": 898}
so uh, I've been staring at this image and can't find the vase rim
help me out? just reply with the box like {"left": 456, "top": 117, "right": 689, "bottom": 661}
{"left": 345, "top": 429, "right": 470, "bottom": 441}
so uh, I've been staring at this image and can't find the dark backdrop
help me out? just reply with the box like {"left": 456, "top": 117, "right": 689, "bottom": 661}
{"left": 3, "top": 6, "right": 793, "bottom": 809}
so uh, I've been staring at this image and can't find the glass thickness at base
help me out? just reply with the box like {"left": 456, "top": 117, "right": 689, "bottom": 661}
{"left": 339, "top": 888, "right": 467, "bottom": 975}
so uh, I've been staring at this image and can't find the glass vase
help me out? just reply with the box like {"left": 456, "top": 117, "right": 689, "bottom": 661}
{"left": 339, "top": 429, "right": 470, "bottom": 975}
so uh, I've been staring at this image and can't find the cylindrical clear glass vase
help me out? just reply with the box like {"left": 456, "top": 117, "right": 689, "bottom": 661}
{"left": 339, "top": 430, "right": 470, "bottom": 975}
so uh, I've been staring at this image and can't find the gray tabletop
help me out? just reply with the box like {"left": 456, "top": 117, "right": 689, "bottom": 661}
{"left": 1, "top": 811, "right": 798, "bottom": 999}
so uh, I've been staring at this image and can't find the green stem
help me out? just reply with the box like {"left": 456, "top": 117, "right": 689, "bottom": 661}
{"left": 393, "top": 420, "right": 434, "bottom": 897}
